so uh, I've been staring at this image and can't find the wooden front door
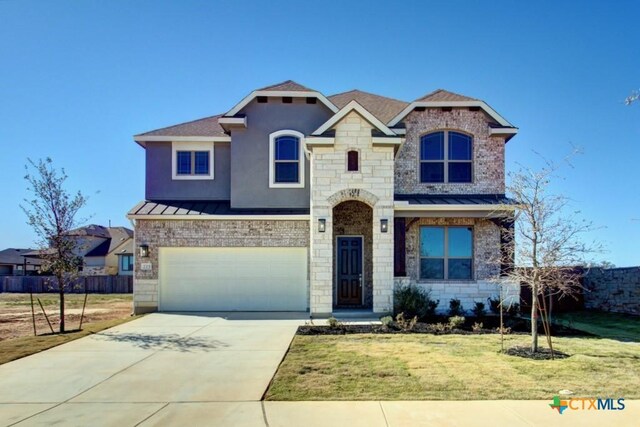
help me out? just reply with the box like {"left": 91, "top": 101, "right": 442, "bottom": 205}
{"left": 336, "top": 236, "right": 363, "bottom": 306}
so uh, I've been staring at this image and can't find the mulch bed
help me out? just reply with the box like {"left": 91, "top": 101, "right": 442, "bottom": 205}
{"left": 505, "top": 346, "right": 571, "bottom": 360}
{"left": 298, "top": 316, "right": 591, "bottom": 339}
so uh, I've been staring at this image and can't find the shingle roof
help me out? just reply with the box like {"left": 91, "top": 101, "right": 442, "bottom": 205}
{"left": 135, "top": 114, "right": 227, "bottom": 138}
{"left": 328, "top": 90, "right": 409, "bottom": 124}
{"left": 0, "top": 248, "right": 44, "bottom": 266}
{"left": 128, "top": 200, "right": 309, "bottom": 216}
{"left": 256, "top": 80, "right": 316, "bottom": 92}
{"left": 395, "top": 194, "right": 513, "bottom": 205}
{"left": 414, "top": 89, "right": 478, "bottom": 102}
{"left": 70, "top": 226, "right": 133, "bottom": 257}
{"left": 85, "top": 239, "right": 111, "bottom": 257}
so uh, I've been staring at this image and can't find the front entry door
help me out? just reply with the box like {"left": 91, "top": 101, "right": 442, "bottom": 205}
{"left": 336, "top": 236, "right": 363, "bottom": 306}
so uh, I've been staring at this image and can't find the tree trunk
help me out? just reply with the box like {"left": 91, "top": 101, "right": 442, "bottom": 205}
{"left": 531, "top": 284, "right": 538, "bottom": 352}
{"left": 58, "top": 276, "right": 65, "bottom": 333}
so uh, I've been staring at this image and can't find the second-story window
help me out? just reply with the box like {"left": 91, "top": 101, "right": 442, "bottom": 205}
{"left": 171, "top": 142, "right": 214, "bottom": 180}
{"left": 176, "top": 151, "right": 210, "bottom": 175}
{"left": 269, "top": 130, "right": 305, "bottom": 188}
{"left": 420, "top": 131, "right": 473, "bottom": 183}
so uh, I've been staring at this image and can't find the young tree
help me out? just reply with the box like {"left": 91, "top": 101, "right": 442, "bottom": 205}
{"left": 21, "top": 158, "right": 88, "bottom": 333}
{"left": 496, "top": 155, "right": 601, "bottom": 354}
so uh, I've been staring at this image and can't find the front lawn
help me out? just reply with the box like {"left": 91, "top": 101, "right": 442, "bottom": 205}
{"left": 554, "top": 311, "right": 640, "bottom": 342}
{"left": 265, "top": 333, "right": 640, "bottom": 400}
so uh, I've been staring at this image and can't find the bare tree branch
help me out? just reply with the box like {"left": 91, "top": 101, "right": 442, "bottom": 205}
{"left": 20, "top": 158, "right": 89, "bottom": 333}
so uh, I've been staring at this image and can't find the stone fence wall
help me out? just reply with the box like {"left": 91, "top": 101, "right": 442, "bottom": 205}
{"left": 584, "top": 267, "right": 640, "bottom": 315}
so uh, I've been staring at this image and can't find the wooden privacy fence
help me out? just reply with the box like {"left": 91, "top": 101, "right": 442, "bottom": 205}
{"left": 1, "top": 275, "right": 133, "bottom": 293}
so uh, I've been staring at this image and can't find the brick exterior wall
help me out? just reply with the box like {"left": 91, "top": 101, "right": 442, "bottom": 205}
{"left": 396, "top": 217, "right": 516, "bottom": 314}
{"left": 133, "top": 219, "right": 309, "bottom": 313}
{"left": 310, "top": 111, "right": 395, "bottom": 315}
{"left": 395, "top": 108, "right": 506, "bottom": 194}
{"left": 333, "top": 200, "right": 373, "bottom": 308}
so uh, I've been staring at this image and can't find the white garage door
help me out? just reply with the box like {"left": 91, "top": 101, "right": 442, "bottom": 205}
{"left": 158, "top": 247, "right": 308, "bottom": 311}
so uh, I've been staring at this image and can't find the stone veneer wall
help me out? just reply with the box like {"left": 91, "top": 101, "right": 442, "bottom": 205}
{"left": 584, "top": 267, "right": 640, "bottom": 315}
{"left": 133, "top": 219, "right": 310, "bottom": 313}
{"left": 333, "top": 200, "right": 373, "bottom": 308}
{"left": 396, "top": 217, "right": 517, "bottom": 314}
{"left": 310, "top": 111, "right": 395, "bottom": 315}
{"left": 394, "top": 108, "right": 506, "bottom": 194}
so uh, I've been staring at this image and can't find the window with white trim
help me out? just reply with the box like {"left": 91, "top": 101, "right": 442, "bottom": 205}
{"left": 420, "top": 131, "right": 473, "bottom": 183}
{"left": 171, "top": 142, "right": 214, "bottom": 180}
{"left": 419, "top": 226, "right": 473, "bottom": 280}
{"left": 269, "top": 130, "right": 305, "bottom": 188}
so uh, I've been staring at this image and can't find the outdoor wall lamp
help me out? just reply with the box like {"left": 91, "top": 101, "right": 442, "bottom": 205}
{"left": 139, "top": 244, "right": 150, "bottom": 258}
{"left": 380, "top": 219, "right": 389, "bottom": 233}
{"left": 318, "top": 218, "right": 326, "bottom": 233}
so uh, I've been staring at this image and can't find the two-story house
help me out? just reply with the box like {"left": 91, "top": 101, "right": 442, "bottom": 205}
{"left": 127, "top": 81, "right": 517, "bottom": 316}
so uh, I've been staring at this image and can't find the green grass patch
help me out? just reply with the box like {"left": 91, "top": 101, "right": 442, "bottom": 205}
{"left": 554, "top": 311, "right": 640, "bottom": 342}
{"left": 265, "top": 333, "right": 640, "bottom": 400}
{"left": 0, "top": 315, "right": 141, "bottom": 365}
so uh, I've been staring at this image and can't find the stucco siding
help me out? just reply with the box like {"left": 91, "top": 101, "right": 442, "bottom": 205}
{"left": 230, "top": 98, "right": 334, "bottom": 208}
{"left": 145, "top": 141, "right": 231, "bottom": 200}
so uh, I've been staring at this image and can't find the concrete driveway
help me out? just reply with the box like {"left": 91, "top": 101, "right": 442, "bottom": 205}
{"left": 0, "top": 312, "right": 305, "bottom": 426}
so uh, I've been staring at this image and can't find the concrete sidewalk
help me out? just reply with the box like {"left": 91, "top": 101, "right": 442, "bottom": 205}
{"left": 0, "top": 313, "right": 637, "bottom": 426}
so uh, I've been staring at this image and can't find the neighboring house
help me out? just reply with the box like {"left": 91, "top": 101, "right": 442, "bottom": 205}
{"left": 128, "top": 80, "right": 518, "bottom": 315}
{"left": 22, "top": 225, "right": 134, "bottom": 276}
{"left": 0, "top": 248, "right": 43, "bottom": 276}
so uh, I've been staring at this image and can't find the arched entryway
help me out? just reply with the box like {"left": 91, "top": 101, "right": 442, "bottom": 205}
{"left": 333, "top": 200, "right": 373, "bottom": 309}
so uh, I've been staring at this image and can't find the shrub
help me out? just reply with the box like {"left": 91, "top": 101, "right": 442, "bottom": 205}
{"left": 431, "top": 322, "right": 449, "bottom": 333}
{"left": 448, "top": 316, "right": 465, "bottom": 329}
{"left": 395, "top": 312, "right": 418, "bottom": 332}
{"left": 506, "top": 303, "right": 521, "bottom": 316}
{"left": 472, "top": 322, "right": 484, "bottom": 333}
{"left": 380, "top": 315, "right": 393, "bottom": 327}
{"left": 488, "top": 298, "right": 520, "bottom": 316}
{"left": 488, "top": 297, "right": 501, "bottom": 314}
{"left": 448, "top": 298, "right": 464, "bottom": 316}
{"left": 394, "top": 285, "right": 439, "bottom": 319}
{"left": 327, "top": 316, "right": 343, "bottom": 329}
{"left": 472, "top": 302, "right": 486, "bottom": 317}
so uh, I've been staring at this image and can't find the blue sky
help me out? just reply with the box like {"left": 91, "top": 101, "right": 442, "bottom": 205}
{"left": 1, "top": 0, "right": 638, "bottom": 266}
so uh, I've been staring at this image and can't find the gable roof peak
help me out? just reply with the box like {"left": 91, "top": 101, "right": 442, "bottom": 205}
{"left": 415, "top": 88, "right": 478, "bottom": 102}
{"left": 256, "top": 80, "right": 316, "bottom": 92}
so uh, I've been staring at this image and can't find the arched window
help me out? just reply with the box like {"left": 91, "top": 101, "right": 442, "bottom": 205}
{"left": 420, "top": 131, "right": 473, "bottom": 183}
{"left": 269, "top": 130, "right": 305, "bottom": 188}
{"left": 347, "top": 150, "right": 359, "bottom": 172}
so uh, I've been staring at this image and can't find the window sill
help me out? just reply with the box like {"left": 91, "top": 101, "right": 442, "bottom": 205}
{"left": 269, "top": 182, "right": 305, "bottom": 189}
{"left": 417, "top": 279, "right": 477, "bottom": 284}
{"left": 172, "top": 175, "right": 214, "bottom": 180}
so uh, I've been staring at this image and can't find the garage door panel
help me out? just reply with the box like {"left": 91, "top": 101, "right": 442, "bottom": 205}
{"left": 158, "top": 247, "right": 307, "bottom": 311}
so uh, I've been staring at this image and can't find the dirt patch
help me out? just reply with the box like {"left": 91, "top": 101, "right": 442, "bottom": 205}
{"left": 0, "top": 293, "right": 133, "bottom": 340}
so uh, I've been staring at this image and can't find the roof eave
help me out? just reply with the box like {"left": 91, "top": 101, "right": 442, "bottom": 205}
{"left": 224, "top": 90, "right": 339, "bottom": 117}
{"left": 387, "top": 100, "right": 515, "bottom": 128}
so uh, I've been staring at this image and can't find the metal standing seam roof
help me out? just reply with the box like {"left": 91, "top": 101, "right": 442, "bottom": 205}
{"left": 128, "top": 200, "right": 310, "bottom": 216}
{"left": 394, "top": 194, "right": 513, "bottom": 205}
